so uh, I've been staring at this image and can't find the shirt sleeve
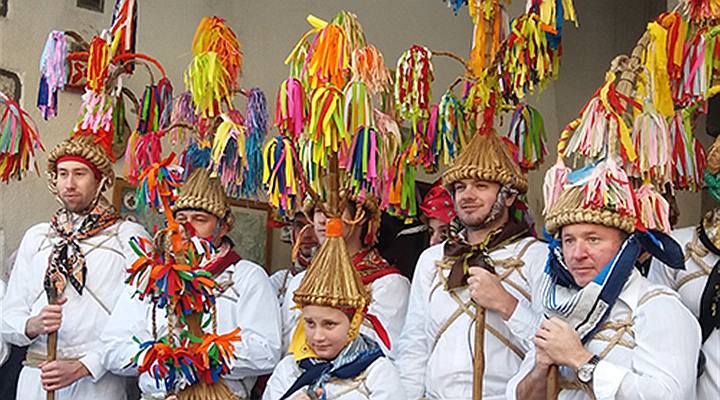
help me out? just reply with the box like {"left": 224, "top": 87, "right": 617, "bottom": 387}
{"left": 505, "top": 241, "right": 548, "bottom": 352}
{"left": 0, "top": 281, "right": 9, "bottom": 367}
{"left": 1, "top": 226, "right": 45, "bottom": 347}
{"left": 365, "top": 357, "right": 408, "bottom": 400}
{"left": 224, "top": 262, "right": 282, "bottom": 379}
{"left": 396, "top": 247, "right": 437, "bottom": 399}
{"left": 592, "top": 295, "right": 701, "bottom": 400}
{"left": 100, "top": 285, "right": 149, "bottom": 377}
{"left": 505, "top": 347, "right": 537, "bottom": 400}
{"left": 281, "top": 272, "right": 304, "bottom": 354}
{"left": 365, "top": 274, "right": 410, "bottom": 360}
{"left": 262, "top": 355, "right": 299, "bottom": 400}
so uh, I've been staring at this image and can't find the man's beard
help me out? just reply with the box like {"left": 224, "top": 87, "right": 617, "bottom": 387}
{"left": 461, "top": 185, "right": 516, "bottom": 231}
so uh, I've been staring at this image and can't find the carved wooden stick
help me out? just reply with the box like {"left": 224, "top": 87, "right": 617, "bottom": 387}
{"left": 546, "top": 365, "right": 559, "bottom": 400}
{"left": 473, "top": 303, "right": 486, "bottom": 400}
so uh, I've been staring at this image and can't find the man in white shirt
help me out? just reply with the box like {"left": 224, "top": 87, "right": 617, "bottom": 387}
{"left": 101, "top": 168, "right": 282, "bottom": 399}
{"left": 508, "top": 164, "right": 701, "bottom": 400}
{"left": 397, "top": 130, "right": 548, "bottom": 399}
{"left": 1, "top": 135, "right": 149, "bottom": 400}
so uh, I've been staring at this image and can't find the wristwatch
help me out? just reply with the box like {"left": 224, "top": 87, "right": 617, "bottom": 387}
{"left": 577, "top": 355, "right": 600, "bottom": 384}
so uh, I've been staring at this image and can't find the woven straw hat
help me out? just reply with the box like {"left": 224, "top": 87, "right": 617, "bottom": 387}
{"left": 47, "top": 135, "right": 115, "bottom": 190}
{"left": 443, "top": 128, "right": 528, "bottom": 193}
{"left": 293, "top": 218, "right": 371, "bottom": 340}
{"left": 545, "top": 185, "right": 637, "bottom": 235}
{"left": 172, "top": 168, "right": 233, "bottom": 227}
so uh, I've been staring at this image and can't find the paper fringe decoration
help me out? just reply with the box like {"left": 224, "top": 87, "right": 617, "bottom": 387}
{"left": 304, "top": 23, "right": 350, "bottom": 89}
{"left": 373, "top": 109, "right": 402, "bottom": 177}
{"left": 180, "top": 137, "right": 211, "bottom": 179}
{"left": 134, "top": 153, "right": 181, "bottom": 214}
{"left": 499, "top": 13, "right": 556, "bottom": 103}
{"left": 110, "top": 0, "right": 138, "bottom": 57}
{"left": 386, "top": 145, "right": 418, "bottom": 218}
{"left": 300, "top": 138, "right": 323, "bottom": 200}
{"left": 209, "top": 111, "right": 246, "bottom": 198}
{"left": 191, "top": 16, "right": 243, "bottom": 91}
{"left": 635, "top": 183, "right": 671, "bottom": 233}
{"left": 579, "top": 158, "right": 637, "bottom": 219}
{"left": 125, "top": 130, "right": 163, "bottom": 184}
{"left": 75, "top": 90, "right": 115, "bottom": 160}
{"left": 169, "top": 91, "right": 196, "bottom": 144}
{"left": 507, "top": 103, "right": 546, "bottom": 171}
{"left": 0, "top": 92, "right": 44, "bottom": 183}
{"left": 37, "top": 31, "right": 68, "bottom": 120}
{"left": 670, "top": 110, "right": 706, "bottom": 191}
{"left": 331, "top": 11, "right": 367, "bottom": 53}
{"left": 86, "top": 36, "right": 111, "bottom": 93}
{"left": 345, "top": 126, "right": 382, "bottom": 201}
{"left": 434, "top": 91, "right": 467, "bottom": 167}
{"left": 542, "top": 157, "right": 569, "bottom": 216}
{"left": 185, "top": 52, "right": 230, "bottom": 118}
{"left": 468, "top": 0, "right": 505, "bottom": 77}
{"left": 419, "top": 104, "right": 439, "bottom": 171}
{"left": 394, "top": 45, "right": 434, "bottom": 123}
{"left": 137, "top": 79, "right": 173, "bottom": 135}
{"left": 241, "top": 88, "right": 268, "bottom": 197}
{"left": 630, "top": 100, "right": 672, "bottom": 187}
{"left": 351, "top": 45, "right": 392, "bottom": 95}
{"left": 343, "top": 81, "right": 372, "bottom": 136}
{"left": 275, "top": 78, "right": 308, "bottom": 139}
{"left": 127, "top": 233, "right": 243, "bottom": 391}
{"left": 685, "top": 0, "right": 720, "bottom": 23}
{"left": 263, "top": 135, "right": 306, "bottom": 216}
{"left": 308, "top": 85, "right": 349, "bottom": 168}
{"left": 560, "top": 72, "right": 639, "bottom": 164}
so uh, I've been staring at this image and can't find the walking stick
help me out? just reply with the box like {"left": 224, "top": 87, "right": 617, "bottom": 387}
{"left": 546, "top": 365, "right": 559, "bottom": 400}
{"left": 473, "top": 302, "right": 485, "bottom": 400}
{"left": 44, "top": 279, "right": 63, "bottom": 400}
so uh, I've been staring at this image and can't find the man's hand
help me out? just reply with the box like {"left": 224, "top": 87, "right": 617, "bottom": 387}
{"left": 533, "top": 341, "right": 554, "bottom": 371}
{"left": 39, "top": 360, "right": 90, "bottom": 391}
{"left": 534, "top": 317, "right": 593, "bottom": 370}
{"left": 25, "top": 297, "right": 66, "bottom": 339}
{"left": 467, "top": 267, "right": 518, "bottom": 320}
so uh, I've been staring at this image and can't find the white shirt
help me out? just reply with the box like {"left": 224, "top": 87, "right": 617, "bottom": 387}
{"left": 506, "top": 270, "right": 701, "bottom": 400}
{"left": 281, "top": 269, "right": 410, "bottom": 360}
{"left": 648, "top": 226, "right": 720, "bottom": 400}
{"left": 396, "top": 237, "right": 547, "bottom": 400}
{"left": 101, "top": 258, "right": 282, "bottom": 399}
{"left": 1, "top": 219, "right": 148, "bottom": 400}
{"left": 263, "top": 354, "right": 407, "bottom": 400}
{"left": 0, "top": 280, "right": 9, "bottom": 368}
{"left": 270, "top": 266, "right": 302, "bottom": 308}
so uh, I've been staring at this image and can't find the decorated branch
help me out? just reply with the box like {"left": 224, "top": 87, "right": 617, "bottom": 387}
{"left": 126, "top": 160, "right": 243, "bottom": 399}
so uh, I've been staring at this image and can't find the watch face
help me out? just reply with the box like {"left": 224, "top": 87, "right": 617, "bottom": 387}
{"left": 578, "top": 364, "right": 594, "bottom": 383}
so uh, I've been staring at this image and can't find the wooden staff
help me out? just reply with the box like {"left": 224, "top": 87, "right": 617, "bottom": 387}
{"left": 45, "top": 290, "right": 59, "bottom": 400}
{"left": 473, "top": 302, "right": 486, "bottom": 400}
{"left": 546, "top": 365, "right": 559, "bottom": 400}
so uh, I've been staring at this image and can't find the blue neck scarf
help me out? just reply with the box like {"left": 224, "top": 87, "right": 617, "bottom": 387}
{"left": 541, "top": 229, "right": 684, "bottom": 342}
{"left": 280, "top": 335, "right": 384, "bottom": 400}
